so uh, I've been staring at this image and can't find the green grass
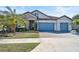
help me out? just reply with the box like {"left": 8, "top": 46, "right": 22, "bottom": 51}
{"left": 0, "top": 43, "right": 39, "bottom": 52}
{"left": 0, "top": 32, "right": 39, "bottom": 39}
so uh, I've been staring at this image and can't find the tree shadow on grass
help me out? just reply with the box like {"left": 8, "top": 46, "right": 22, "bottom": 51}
{"left": 0, "top": 34, "right": 14, "bottom": 39}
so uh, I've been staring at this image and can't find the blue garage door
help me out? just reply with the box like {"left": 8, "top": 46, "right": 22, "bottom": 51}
{"left": 38, "top": 23, "right": 54, "bottom": 32}
{"left": 60, "top": 23, "right": 69, "bottom": 32}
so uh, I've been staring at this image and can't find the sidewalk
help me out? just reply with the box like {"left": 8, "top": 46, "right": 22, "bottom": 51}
{"left": 0, "top": 38, "right": 40, "bottom": 44}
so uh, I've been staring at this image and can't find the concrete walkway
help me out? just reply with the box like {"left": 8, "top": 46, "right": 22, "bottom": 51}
{"left": 0, "top": 38, "right": 40, "bottom": 44}
{"left": 32, "top": 38, "right": 79, "bottom": 52}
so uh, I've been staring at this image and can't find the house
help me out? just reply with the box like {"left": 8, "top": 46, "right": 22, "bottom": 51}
{"left": 22, "top": 10, "right": 72, "bottom": 32}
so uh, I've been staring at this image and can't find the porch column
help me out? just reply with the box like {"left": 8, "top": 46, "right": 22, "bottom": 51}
{"left": 37, "top": 20, "right": 39, "bottom": 31}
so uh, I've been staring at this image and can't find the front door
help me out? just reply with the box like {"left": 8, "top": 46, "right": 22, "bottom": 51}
{"left": 29, "top": 20, "right": 35, "bottom": 30}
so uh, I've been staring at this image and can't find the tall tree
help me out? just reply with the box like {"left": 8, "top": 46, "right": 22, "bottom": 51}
{"left": 0, "top": 6, "right": 27, "bottom": 35}
{"left": 72, "top": 14, "right": 79, "bottom": 32}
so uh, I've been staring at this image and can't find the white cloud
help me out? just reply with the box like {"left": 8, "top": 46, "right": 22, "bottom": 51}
{"left": 55, "top": 7, "right": 67, "bottom": 14}
{"left": 53, "top": 7, "right": 74, "bottom": 17}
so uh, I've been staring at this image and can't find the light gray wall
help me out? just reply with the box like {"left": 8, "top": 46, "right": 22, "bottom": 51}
{"left": 57, "top": 17, "right": 72, "bottom": 31}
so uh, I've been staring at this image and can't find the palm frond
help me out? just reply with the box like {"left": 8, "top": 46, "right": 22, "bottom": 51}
{"left": 14, "top": 9, "right": 16, "bottom": 14}
{"left": 5, "top": 6, "right": 13, "bottom": 15}
{"left": 13, "top": 9, "right": 16, "bottom": 17}
{"left": 0, "top": 11, "right": 10, "bottom": 15}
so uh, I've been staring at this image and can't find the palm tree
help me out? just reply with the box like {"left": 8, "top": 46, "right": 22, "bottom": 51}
{"left": 0, "top": 6, "right": 27, "bottom": 35}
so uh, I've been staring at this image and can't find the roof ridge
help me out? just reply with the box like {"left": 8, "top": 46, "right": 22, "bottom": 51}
{"left": 59, "top": 15, "right": 72, "bottom": 20}
{"left": 23, "top": 10, "right": 72, "bottom": 20}
{"left": 31, "top": 10, "right": 50, "bottom": 17}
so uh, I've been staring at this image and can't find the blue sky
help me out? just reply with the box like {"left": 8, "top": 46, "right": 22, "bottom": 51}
{"left": 0, "top": 6, "right": 79, "bottom": 18}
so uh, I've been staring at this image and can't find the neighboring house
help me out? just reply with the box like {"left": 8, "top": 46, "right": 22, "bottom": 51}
{"left": 22, "top": 10, "right": 72, "bottom": 32}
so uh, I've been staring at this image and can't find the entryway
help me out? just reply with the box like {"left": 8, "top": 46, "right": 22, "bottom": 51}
{"left": 29, "top": 20, "right": 36, "bottom": 30}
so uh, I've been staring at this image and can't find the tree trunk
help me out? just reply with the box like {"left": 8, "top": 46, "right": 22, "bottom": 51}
{"left": 11, "top": 24, "right": 16, "bottom": 35}
{"left": 13, "top": 24, "right": 16, "bottom": 35}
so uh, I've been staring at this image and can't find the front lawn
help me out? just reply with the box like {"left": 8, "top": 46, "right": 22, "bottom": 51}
{"left": 0, "top": 43, "right": 39, "bottom": 52}
{"left": 0, "top": 32, "right": 39, "bottom": 39}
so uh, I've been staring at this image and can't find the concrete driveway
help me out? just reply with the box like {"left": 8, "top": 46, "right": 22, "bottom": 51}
{"left": 39, "top": 32, "right": 79, "bottom": 38}
{"left": 32, "top": 32, "right": 79, "bottom": 52}
{"left": 32, "top": 38, "right": 79, "bottom": 52}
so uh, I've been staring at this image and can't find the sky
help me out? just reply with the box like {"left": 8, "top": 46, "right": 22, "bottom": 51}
{"left": 0, "top": 6, "right": 79, "bottom": 18}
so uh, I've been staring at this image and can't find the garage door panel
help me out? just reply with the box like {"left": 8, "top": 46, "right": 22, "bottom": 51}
{"left": 60, "top": 23, "right": 68, "bottom": 32}
{"left": 38, "top": 23, "right": 54, "bottom": 32}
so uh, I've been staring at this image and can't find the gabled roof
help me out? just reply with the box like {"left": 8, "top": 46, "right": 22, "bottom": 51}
{"left": 58, "top": 15, "right": 72, "bottom": 20}
{"left": 23, "top": 10, "right": 72, "bottom": 20}
{"left": 31, "top": 10, "right": 59, "bottom": 20}
{"left": 48, "top": 16, "right": 59, "bottom": 20}
{"left": 22, "top": 11, "right": 37, "bottom": 19}
{"left": 38, "top": 16, "right": 59, "bottom": 20}
{"left": 31, "top": 10, "right": 50, "bottom": 17}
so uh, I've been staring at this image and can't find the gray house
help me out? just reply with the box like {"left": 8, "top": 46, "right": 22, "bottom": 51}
{"left": 21, "top": 10, "right": 72, "bottom": 32}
